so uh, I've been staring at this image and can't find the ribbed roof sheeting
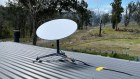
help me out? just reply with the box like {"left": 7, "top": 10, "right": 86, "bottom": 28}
{"left": 0, "top": 42, "right": 140, "bottom": 79}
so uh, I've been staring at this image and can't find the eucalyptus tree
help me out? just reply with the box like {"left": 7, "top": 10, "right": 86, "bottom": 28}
{"left": 124, "top": 7, "right": 130, "bottom": 27}
{"left": 6, "top": 0, "right": 28, "bottom": 38}
{"left": 124, "top": 1, "right": 136, "bottom": 27}
{"left": 111, "top": 0, "right": 124, "bottom": 30}
{"left": 84, "top": 10, "right": 92, "bottom": 28}
{"left": 76, "top": 0, "right": 89, "bottom": 29}
{"left": 18, "top": 0, "right": 58, "bottom": 45}
{"left": 124, "top": 1, "right": 140, "bottom": 26}
{"left": 18, "top": 0, "right": 78, "bottom": 45}
{"left": 101, "top": 13, "right": 110, "bottom": 27}
{"left": 0, "top": 5, "right": 5, "bottom": 38}
{"left": 93, "top": 13, "right": 100, "bottom": 26}
{"left": 132, "top": 1, "right": 140, "bottom": 26}
{"left": 0, "top": 5, "right": 14, "bottom": 38}
{"left": 17, "top": 0, "right": 90, "bottom": 45}
{"left": 56, "top": 0, "right": 91, "bottom": 29}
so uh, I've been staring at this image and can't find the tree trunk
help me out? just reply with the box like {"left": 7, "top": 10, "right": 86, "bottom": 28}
{"left": 32, "top": 21, "right": 37, "bottom": 45}
{"left": 85, "top": 25, "right": 87, "bottom": 30}
{"left": 99, "top": 20, "right": 102, "bottom": 37}
{"left": 0, "top": 26, "right": 2, "bottom": 38}
{"left": 22, "top": 28, "right": 25, "bottom": 38}
{"left": 32, "top": 14, "right": 37, "bottom": 45}
{"left": 115, "top": 23, "right": 118, "bottom": 31}
{"left": 30, "top": 25, "right": 33, "bottom": 37}
{"left": 33, "top": 28, "right": 37, "bottom": 45}
{"left": 0, "top": 21, "right": 3, "bottom": 38}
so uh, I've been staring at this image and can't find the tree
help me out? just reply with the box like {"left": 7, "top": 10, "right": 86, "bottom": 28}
{"left": 101, "top": 13, "right": 110, "bottom": 27}
{"left": 0, "top": 5, "right": 13, "bottom": 38}
{"left": 132, "top": 1, "right": 140, "bottom": 26}
{"left": 124, "top": 1, "right": 136, "bottom": 27}
{"left": 91, "top": 12, "right": 100, "bottom": 26}
{"left": 19, "top": 0, "right": 43, "bottom": 45}
{"left": 111, "top": 0, "right": 124, "bottom": 30}
{"left": 0, "top": 5, "right": 5, "bottom": 38}
{"left": 18, "top": 0, "right": 88, "bottom": 45}
{"left": 6, "top": 0, "right": 89, "bottom": 45}
{"left": 83, "top": 10, "right": 92, "bottom": 29}
{"left": 18, "top": 0, "right": 58, "bottom": 45}
{"left": 124, "top": 7, "right": 130, "bottom": 27}
{"left": 6, "top": 0, "right": 28, "bottom": 38}
{"left": 76, "top": 0, "right": 90, "bottom": 29}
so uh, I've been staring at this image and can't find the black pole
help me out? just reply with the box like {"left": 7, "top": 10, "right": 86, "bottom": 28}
{"left": 56, "top": 40, "right": 60, "bottom": 54}
{"left": 99, "top": 20, "right": 102, "bottom": 37}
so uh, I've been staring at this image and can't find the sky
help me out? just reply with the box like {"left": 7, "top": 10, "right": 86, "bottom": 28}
{"left": 0, "top": 0, "right": 139, "bottom": 13}
{"left": 87, "top": 0, "right": 139, "bottom": 13}
{"left": 0, "top": 0, "right": 8, "bottom": 6}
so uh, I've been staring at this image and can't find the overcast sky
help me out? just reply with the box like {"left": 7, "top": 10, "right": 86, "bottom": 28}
{"left": 0, "top": 0, "right": 8, "bottom": 6}
{"left": 0, "top": 0, "right": 139, "bottom": 13}
{"left": 88, "top": 0, "right": 139, "bottom": 13}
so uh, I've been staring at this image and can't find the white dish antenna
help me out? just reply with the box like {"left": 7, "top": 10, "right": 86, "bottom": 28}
{"left": 36, "top": 19, "right": 77, "bottom": 40}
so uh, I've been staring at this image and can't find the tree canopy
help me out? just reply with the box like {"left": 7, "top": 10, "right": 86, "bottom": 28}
{"left": 132, "top": 1, "right": 140, "bottom": 26}
{"left": 111, "top": 0, "right": 124, "bottom": 30}
{"left": 101, "top": 13, "right": 110, "bottom": 27}
{"left": 0, "top": 0, "right": 92, "bottom": 45}
{"left": 124, "top": 1, "right": 140, "bottom": 26}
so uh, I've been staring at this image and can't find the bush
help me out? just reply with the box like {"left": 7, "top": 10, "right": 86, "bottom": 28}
{"left": 1, "top": 26, "right": 12, "bottom": 38}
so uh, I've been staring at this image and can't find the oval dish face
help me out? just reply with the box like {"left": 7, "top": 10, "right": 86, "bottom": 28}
{"left": 36, "top": 19, "right": 77, "bottom": 40}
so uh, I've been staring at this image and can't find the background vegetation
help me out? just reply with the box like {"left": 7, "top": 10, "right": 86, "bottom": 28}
{"left": 36, "top": 23, "right": 140, "bottom": 61}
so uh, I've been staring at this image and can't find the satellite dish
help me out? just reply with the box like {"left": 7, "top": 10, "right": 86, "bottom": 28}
{"left": 36, "top": 19, "right": 77, "bottom": 40}
{"left": 34, "top": 19, "right": 90, "bottom": 66}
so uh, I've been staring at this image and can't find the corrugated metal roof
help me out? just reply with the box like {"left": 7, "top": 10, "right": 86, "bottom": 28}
{"left": 0, "top": 42, "right": 140, "bottom": 79}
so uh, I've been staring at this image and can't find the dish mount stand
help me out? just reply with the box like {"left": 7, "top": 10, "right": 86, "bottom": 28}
{"left": 33, "top": 40, "right": 91, "bottom": 66}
